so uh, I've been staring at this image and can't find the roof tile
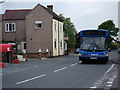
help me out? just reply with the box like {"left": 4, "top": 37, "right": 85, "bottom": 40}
{"left": 3, "top": 9, "right": 32, "bottom": 20}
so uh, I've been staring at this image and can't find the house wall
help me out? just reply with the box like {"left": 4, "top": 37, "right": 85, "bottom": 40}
{"left": 59, "top": 21, "right": 64, "bottom": 55}
{"left": 26, "top": 5, "right": 53, "bottom": 56}
{"left": 52, "top": 19, "right": 64, "bottom": 56}
{"left": 52, "top": 19, "right": 59, "bottom": 56}
{"left": 2, "top": 20, "right": 26, "bottom": 44}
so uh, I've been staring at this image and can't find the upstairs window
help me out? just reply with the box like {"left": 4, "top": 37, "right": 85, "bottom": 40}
{"left": 35, "top": 21, "right": 43, "bottom": 29}
{"left": 54, "top": 22, "right": 57, "bottom": 31}
{"left": 5, "top": 23, "right": 16, "bottom": 32}
{"left": 59, "top": 23, "right": 62, "bottom": 32}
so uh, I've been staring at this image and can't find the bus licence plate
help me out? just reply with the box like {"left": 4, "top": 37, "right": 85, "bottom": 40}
{"left": 90, "top": 57, "right": 97, "bottom": 59}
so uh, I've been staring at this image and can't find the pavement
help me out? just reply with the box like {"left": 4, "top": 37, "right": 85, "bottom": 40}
{"left": 109, "top": 50, "right": 119, "bottom": 64}
{"left": 109, "top": 50, "right": 119, "bottom": 90}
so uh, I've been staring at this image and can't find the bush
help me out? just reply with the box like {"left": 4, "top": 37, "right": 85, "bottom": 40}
{"left": 108, "top": 42, "right": 117, "bottom": 51}
{"left": 17, "top": 52, "right": 24, "bottom": 55}
{"left": 13, "top": 56, "right": 18, "bottom": 59}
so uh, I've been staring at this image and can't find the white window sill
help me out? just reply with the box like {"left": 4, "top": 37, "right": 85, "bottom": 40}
{"left": 5, "top": 31, "right": 16, "bottom": 32}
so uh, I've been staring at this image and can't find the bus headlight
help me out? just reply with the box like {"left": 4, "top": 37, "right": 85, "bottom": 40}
{"left": 104, "top": 52, "right": 108, "bottom": 56}
{"left": 79, "top": 53, "right": 82, "bottom": 56}
{"left": 79, "top": 52, "right": 84, "bottom": 56}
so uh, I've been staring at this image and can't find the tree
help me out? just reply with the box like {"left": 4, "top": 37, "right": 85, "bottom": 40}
{"left": 98, "top": 20, "right": 119, "bottom": 50}
{"left": 98, "top": 20, "right": 119, "bottom": 37}
{"left": 59, "top": 14, "right": 77, "bottom": 51}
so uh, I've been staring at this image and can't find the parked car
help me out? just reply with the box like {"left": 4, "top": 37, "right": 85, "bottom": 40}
{"left": 118, "top": 48, "right": 120, "bottom": 53}
{"left": 75, "top": 48, "right": 80, "bottom": 54}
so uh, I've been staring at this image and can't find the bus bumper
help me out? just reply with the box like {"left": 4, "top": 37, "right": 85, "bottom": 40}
{"left": 79, "top": 56, "right": 108, "bottom": 63}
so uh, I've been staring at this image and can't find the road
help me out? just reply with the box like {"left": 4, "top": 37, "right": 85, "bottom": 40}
{"left": 1, "top": 51, "right": 119, "bottom": 89}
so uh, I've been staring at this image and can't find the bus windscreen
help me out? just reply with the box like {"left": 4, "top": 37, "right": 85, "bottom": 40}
{"left": 80, "top": 37, "right": 106, "bottom": 51}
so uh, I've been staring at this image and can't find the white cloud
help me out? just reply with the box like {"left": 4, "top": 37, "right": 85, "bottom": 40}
{"left": 83, "top": 8, "right": 98, "bottom": 14}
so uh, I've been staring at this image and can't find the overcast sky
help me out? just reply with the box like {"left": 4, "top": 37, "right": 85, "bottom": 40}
{"left": 0, "top": 0, "right": 119, "bottom": 32}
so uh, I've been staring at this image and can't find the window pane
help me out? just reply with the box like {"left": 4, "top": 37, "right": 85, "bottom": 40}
{"left": 9, "top": 24, "right": 12, "bottom": 31}
{"left": 61, "top": 41, "right": 62, "bottom": 48}
{"left": 35, "top": 21, "right": 42, "bottom": 29}
{"left": 54, "top": 39, "right": 56, "bottom": 48}
{"left": 55, "top": 22, "right": 56, "bottom": 31}
{"left": 24, "top": 43, "right": 26, "bottom": 49}
{"left": 36, "top": 23, "right": 42, "bottom": 28}
{"left": 12, "top": 24, "right": 14, "bottom": 31}
{"left": 6, "top": 24, "right": 9, "bottom": 31}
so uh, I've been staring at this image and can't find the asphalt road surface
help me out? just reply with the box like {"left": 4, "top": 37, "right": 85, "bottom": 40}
{"left": 1, "top": 51, "right": 119, "bottom": 89}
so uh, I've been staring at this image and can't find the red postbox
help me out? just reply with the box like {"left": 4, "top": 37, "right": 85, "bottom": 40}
{"left": 0, "top": 44, "right": 14, "bottom": 53}
{"left": 0, "top": 44, "right": 14, "bottom": 63}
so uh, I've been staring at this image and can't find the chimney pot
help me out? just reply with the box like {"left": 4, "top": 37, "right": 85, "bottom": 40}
{"left": 47, "top": 5, "right": 53, "bottom": 11}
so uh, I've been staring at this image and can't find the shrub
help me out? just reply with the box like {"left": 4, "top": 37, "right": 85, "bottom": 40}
{"left": 108, "top": 42, "right": 117, "bottom": 51}
{"left": 17, "top": 52, "right": 24, "bottom": 55}
{"left": 13, "top": 55, "right": 18, "bottom": 59}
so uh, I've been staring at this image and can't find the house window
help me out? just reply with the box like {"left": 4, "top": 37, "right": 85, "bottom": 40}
{"left": 54, "top": 39, "right": 57, "bottom": 49}
{"left": 35, "top": 21, "right": 43, "bottom": 29}
{"left": 59, "top": 23, "right": 62, "bottom": 32}
{"left": 54, "top": 22, "right": 57, "bottom": 31}
{"left": 23, "top": 43, "right": 26, "bottom": 49}
{"left": 5, "top": 23, "right": 16, "bottom": 32}
{"left": 60, "top": 40, "right": 62, "bottom": 48}
{"left": 64, "top": 42, "right": 67, "bottom": 50}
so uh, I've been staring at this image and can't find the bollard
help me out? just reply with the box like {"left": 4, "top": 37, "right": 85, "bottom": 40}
{"left": 46, "top": 49, "right": 49, "bottom": 58}
{"left": 13, "top": 59, "right": 19, "bottom": 64}
{"left": 0, "top": 63, "right": 4, "bottom": 68}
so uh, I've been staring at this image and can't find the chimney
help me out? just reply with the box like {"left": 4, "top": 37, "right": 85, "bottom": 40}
{"left": 47, "top": 5, "right": 53, "bottom": 11}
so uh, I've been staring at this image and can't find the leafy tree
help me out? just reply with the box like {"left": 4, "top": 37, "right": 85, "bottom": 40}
{"left": 98, "top": 20, "right": 119, "bottom": 50}
{"left": 59, "top": 14, "right": 77, "bottom": 50}
{"left": 98, "top": 20, "right": 119, "bottom": 37}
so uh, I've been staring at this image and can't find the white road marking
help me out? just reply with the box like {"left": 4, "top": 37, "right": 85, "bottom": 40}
{"left": 78, "top": 61, "right": 82, "bottom": 64}
{"left": 107, "top": 82, "right": 113, "bottom": 84}
{"left": 89, "top": 64, "right": 116, "bottom": 89}
{"left": 89, "top": 87, "right": 97, "bottom": 88}
{"left": 54, "top": 67, "right": 67, "bottom": 73}
{"left": 106, "top": 85, "right": 112, "bottom": 87}
{"left": 16, "top": 74, "right": 46, "bottom": 85}
{"left": 71, "top": 63, "right": 77, "bottom": 67}
{"left": 104, "top": 74, "right": 117, "bottom": 89}
{"left": 105, "top": 64, "right": 115, "bottom": 75}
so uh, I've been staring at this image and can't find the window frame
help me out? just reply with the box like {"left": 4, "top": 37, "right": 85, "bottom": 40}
{"left": 54, "top": 21, "right": 57, "bottom": 31}
{"left": 60, "top": 40, "right": 62, "bottom": 48}
{"left": 59, "top": 23, "right": 62, "bottom": 32}
{"left": 35, "top": 21, "right": 43, "bottom": 30}
{"left": 5, "top": 23, "right": 16, "bottom": 32}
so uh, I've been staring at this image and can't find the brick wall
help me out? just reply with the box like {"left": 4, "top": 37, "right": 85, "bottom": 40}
{"left": 25, "top": 52, "right": 49, "bottom": 58}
